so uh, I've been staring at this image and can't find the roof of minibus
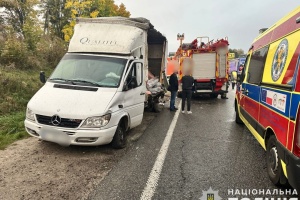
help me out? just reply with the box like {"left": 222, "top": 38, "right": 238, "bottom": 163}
{"left": 251, "top": 6, "right": 300, "bottom": 51}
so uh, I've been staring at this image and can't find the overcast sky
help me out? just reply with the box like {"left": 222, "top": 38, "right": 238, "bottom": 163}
{"left": 115, "top": 0, "right": 299, "bottom": 53}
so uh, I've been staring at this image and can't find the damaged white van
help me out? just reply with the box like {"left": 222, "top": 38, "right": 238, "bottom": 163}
{"left": 24, "top": 17, "right": 167, "bottom": 148}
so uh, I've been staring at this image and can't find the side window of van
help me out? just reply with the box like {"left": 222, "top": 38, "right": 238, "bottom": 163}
{"left": 239, "top": 55, "right": 249, "bottom": 82}
{"left": 126, "top": 62, "right": 143, "bottom": 89}
{"left": 247, "top": 45, "right": 269, "bottom": 85}
{"left": 134, "top": 63, "right": 143, "bottom": 86}
{"left": 130, "top": 63, "right": 143, "bottom": 86}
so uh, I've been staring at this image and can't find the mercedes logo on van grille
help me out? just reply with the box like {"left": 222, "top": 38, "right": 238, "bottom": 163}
{"left": 51, "top": 115, "right": 61, "bottom": 126}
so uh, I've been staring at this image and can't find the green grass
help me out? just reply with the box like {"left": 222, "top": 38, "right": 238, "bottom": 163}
{"left": 0, "top": 68, "right": 44, "bottom": 115}
{"left": 0, "top": 67, "right": 53, "bottom": 149}
{"left": 0, "top": 112, "right": 28, "bottom": 150}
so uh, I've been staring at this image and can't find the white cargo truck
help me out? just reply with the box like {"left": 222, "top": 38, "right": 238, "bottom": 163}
{"left": 24, "top": 17, "right": 167, "bottom": 148}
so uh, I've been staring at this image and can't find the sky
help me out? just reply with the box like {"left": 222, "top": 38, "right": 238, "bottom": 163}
{"left": 115, "top": 0, "right": 299, "bottom": 53}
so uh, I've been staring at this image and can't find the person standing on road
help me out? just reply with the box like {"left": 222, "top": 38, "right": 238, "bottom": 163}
{"left": 181, "top": 70, "right": 194, "bottom": 114}
{"left": 168, "top": 67, "right": 178, "bottom": 111}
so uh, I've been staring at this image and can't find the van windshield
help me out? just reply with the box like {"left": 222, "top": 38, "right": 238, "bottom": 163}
{"left": 49, "top": 54, "right": 127, "bottom": 88}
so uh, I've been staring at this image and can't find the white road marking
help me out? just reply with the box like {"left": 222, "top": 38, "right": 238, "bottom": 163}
{"left": 140, "top": 100, "right": 182, "bottom": 200}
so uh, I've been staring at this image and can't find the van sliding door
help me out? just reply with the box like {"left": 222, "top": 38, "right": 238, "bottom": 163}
{"left": 241, "top": 46, "right": 269, "bottom": 137}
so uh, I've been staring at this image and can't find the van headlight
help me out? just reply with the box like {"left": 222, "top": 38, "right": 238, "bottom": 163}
{"left": 26, "top": 108, "right": 35, "bottom": 121}
{"left": 81, "top": 114, "right": 111, "bottom": 128}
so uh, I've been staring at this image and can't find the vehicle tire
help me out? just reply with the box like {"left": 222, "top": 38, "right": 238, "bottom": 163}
{"left": 111, "top": 121, "right": 126, "bottom": 149}
{"left": 266, "top": 135, "right": 286, "bottom": 186}
{"left": 235, "top": 104, "right": 244, "bottom": 124}
{"left": 210, "top": 94, "right": 218, "bottom": 98}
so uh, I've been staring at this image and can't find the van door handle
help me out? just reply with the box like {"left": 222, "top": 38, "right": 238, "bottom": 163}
{"left": 140, "top": 92, "right": 145, "bottom": 95}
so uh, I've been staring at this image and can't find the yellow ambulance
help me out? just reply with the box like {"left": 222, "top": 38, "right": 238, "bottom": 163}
{"left": 235, "top": 6, "right": 300, "bottom": 191}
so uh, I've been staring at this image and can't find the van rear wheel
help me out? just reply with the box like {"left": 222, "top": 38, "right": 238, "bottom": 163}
{"left": 266, "top": 135, "right": 287, "bottom": 186}
{"left": 111, "top": 122, "right": 126, "bottom": 149}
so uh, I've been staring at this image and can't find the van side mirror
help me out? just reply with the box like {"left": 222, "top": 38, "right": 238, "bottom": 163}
{"left": 40, "top": 71, "right": 46, "bottom": 83}
{"left": 296, "top": 17, "right": 300, "bottom": 24}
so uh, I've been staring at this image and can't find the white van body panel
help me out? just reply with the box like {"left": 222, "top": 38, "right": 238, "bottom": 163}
{"left": 27, "top": 82, "right": 117, "bottom": 119}
{"left": 25, "top": 120, "right": 117, "bottom": 146}
{"left": 24, "top": 107, "right": 131, "bottom": 146}
{"left": 69, "top": 23, "right": 145, "bottom": 55}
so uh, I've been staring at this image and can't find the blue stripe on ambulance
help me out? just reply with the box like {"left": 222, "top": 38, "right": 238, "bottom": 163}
{"left": 242, "top": 83, "right": 292, "bottom": 119}
{"left": 290, "top": 94, "right": 300, "bottom": 120}
{"left": 242, "top": 83, "right": 260, "bottom": 102}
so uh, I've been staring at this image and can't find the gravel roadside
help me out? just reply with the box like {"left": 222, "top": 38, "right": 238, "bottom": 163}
{"left": 0, "top": 112, "right": 157, "bottom": 200}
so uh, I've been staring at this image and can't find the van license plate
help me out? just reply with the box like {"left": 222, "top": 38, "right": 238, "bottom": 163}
{"left": 40, "top": 127, "right": 71, "bottom": 146}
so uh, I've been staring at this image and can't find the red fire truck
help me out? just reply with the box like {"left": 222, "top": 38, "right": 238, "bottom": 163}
{"left": 175, "top": 36, "right": 230, "bottom": 98}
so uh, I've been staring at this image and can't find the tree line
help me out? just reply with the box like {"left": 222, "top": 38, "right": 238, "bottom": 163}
{"left": 229, "top": 48, "right": 245, "bottom": 58}
{"left": 0, "top": 0, "right": 130, "bottom": 69}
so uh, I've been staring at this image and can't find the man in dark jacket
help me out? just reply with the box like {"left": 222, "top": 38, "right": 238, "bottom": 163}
{"left": 169, "top": 68, "right": 178, "bottom": 111}
{"left": 181, "top": 71, "right": 194, "bottom": 114}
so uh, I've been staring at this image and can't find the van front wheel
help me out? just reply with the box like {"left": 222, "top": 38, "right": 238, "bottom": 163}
{"left": 111, "top": 122, "right": 126, "bottom": 149}
{"left": 235, "top": 105, "right": 243, "bottom": 124}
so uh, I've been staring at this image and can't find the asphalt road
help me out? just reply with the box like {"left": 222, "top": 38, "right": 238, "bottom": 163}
{"left": 88, "top": 90, "right": 293, "bottom": 200}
